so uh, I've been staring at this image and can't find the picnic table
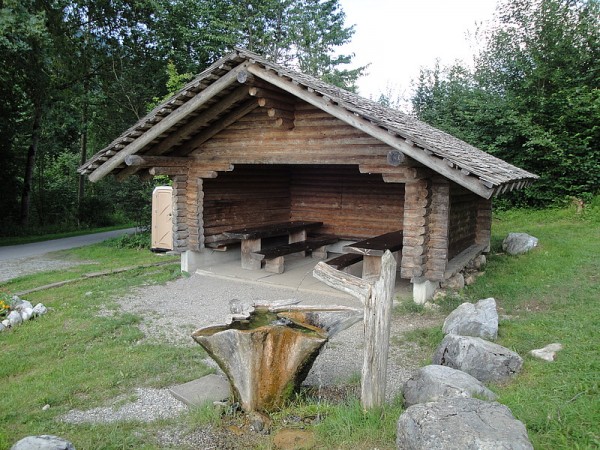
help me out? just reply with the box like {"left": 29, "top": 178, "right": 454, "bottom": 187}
{"left": 342, "top": 230, "right": 404, "bottom": 279}
{"left": 224, "top": 221, "right": 323, "bottom": 270}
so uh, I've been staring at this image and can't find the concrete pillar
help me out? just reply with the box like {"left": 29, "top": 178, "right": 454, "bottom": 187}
{"left": 413, "top": 279, "right": 438, "bottom": 304}
{"left": 181, "top": 250, "right": 203, "bottom": 274}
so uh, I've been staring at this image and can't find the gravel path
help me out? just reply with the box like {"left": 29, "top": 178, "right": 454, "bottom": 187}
{"left": 61, "top": 271, "right": 443, "bottom": 450}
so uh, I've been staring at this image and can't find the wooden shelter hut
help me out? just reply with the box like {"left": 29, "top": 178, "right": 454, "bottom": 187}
{"left": 79, "top": 48, "right": 537, "bottom": 302}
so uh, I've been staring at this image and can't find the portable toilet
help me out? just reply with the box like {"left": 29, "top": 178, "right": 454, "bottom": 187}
{"left": 151, "top": 186, "right": 173, "bottom": 252}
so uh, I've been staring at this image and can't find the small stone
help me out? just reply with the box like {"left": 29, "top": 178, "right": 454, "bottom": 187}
{"left": 464, "top": 274, "right": 477, "bottom": 286}
{"left": 530, "top": 343, "right": 563, "bottom": 361}
{"left": 2, "top": 319, "right": 9, "bottom": 328}
{"left": 423, "top": 302, "right": 440, "bottom": 311}
{"left": 502, "top": 233, "right": 538, "bottom": 255}
{"left": 10, "top": 435, "right": 76, "bottom": 450}
{"left": 8, "top": 310, "right": 22, "bottom": 326}
{"left": 14, "top": 299, "right": 33, "bottom": 311}
{"left": 0, "top": 323, "right": 5, "bottom": 332}
{"left": 42, "top": 404, "right": 51, "bottom": 411}
{"left": 432, "top": 290, "right": 447, "bottom": 301}
{"left": 20, "top": 307, "right": 34, "bottom": 321}
{"left": 440, "top": 273, "right": 464, "bottom": 290}
{"left": 85, "top": 291, "right": 93, "bottom": 297}
{"left": 248, "top": 411, "right": 271, "bottom": 434}
{"left": 32, "top": 303, "right": 48, "bottom": 317}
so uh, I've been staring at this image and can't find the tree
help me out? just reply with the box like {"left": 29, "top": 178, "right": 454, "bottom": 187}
{"left": 411, "top": 0, "right": 600, "bottom": 206}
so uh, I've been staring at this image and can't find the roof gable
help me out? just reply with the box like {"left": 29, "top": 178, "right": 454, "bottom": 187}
{"left": 79, "top": 48, "right": 537, "bottom": 198}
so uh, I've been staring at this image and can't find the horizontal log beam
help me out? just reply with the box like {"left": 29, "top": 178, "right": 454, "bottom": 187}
{"left": 125, "top": 155, "right": 190, "bottom": 167}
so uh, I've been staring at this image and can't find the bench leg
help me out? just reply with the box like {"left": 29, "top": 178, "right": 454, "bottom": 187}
{"left": 362, "top": 255, "right": 382, "bottom": 280}
{"left": 265, "top": 256, "right": 285, "bottom": 274}
{"left": 241, "top": 238, "right": 262, "bottom": 270}
{"left": 312, "top": 245, "right": 328, "bottom": 260}
{"left": 289, "top": 230, "right": 307, "bottom": 257}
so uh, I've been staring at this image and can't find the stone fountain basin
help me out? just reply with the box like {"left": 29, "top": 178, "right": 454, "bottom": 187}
{"left": 192, "top": 302, "right": 362, "bottom": 412}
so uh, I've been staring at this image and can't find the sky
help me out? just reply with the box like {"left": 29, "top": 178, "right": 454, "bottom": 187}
{"left": 337, "top": 0, "right": 499, "bottom": 103}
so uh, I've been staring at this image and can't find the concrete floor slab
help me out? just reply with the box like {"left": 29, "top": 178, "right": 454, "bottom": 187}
{"left": 169, "top": 374, "right": 231, "bottom": 407}
{"left": 193, "top": 248, "right": 412, "bottom": 300}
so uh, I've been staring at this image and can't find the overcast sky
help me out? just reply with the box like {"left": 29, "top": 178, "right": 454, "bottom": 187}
{"left": 337, "top": 0, "right": 499, "bottom": 103}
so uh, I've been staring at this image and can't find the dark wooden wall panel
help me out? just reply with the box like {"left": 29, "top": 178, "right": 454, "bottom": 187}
{"left": 448, "top": 185, "right": 478, "bottom": 259}
{"left": 203, "top": 165, "right": 291, "bottom": 242}
{"left": 290, "top": 165, "right": 405, "bottom": 239}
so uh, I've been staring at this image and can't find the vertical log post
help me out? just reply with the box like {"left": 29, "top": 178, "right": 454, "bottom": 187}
{"left": 313, "top": 250, "right": 397, "bottom": 410}
{"left": 361, "top": 250, "right": 397, "bottom": 409}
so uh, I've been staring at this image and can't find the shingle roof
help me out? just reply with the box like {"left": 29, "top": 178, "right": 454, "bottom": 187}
{"left": 79, "top": 48, "right": 537, "bottom": 196}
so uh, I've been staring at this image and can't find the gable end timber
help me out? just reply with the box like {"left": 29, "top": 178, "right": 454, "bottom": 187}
{"left": 245, "top": 64, "right": 495, "bottom": 198}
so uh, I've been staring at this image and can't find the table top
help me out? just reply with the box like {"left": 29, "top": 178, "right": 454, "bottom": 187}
{"left": 343, "top": 230, "right": 404, "bottom": 256}
{"left": 224, "top": 221, "right": 323, "bottom": 240}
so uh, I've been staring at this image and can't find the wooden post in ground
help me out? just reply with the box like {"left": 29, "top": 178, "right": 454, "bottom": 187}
{"left": 313, "top": 250, "right": 397, "bottom": 409}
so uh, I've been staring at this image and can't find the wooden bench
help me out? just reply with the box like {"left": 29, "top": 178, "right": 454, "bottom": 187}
{"left": 251, "top": 236, "right": 339, "bottom": 273}
{"left": 325, "top": 253, "right": 363, "bottom": 272}
{"left": 224, "top": 221, "right": 324, "bottom": 270}
{"left": 342, "top": 230, "right": 404, "bottom": 279}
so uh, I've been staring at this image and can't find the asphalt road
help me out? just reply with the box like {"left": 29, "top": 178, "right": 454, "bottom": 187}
{"left": 0, "top": 228, "right": 137, "bottom": 262}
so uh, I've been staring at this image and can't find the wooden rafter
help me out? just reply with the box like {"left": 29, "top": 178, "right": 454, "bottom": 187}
{"left": 88, "top": 62, "right": 249, "bottom": 182}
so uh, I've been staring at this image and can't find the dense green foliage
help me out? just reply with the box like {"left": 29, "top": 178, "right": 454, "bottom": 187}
{"left": 411, "top": 0, "right": 599, "bottom": 206}
{"left": 0, "top": 0, "right": 363, "bottom": 234}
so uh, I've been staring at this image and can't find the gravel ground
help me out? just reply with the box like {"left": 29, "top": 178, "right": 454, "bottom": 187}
{"left": 62, "top": 271, "right": 442, "bottom": 448}
{"left": 0, "top": 255, "right": 90, "bottom": 283}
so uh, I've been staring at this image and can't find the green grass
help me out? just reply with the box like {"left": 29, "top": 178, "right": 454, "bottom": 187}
{"left": 0, "top": 224, "right": 135, "bottom": 247}
{"left": 0, "top": 240, "right": 209, "bottom": 449}
{"left": 1, "top": 203, "right": 598, "bottom": 449}
{"left": 406, "top": 204, "right": 600, "bottom": 449}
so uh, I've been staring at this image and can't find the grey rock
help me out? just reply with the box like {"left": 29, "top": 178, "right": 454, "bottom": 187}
{"left": 2, "top": 319, "right": 9, "bottom": 328}
{"left": 14, "top": 299, "right": 33, "bottom": 312}
{"left": 10, "top": 435, "right": 75, "bottom": 450}
{"left": 20, "top": 307, "right": 34, "bottom": 321}
{"left": 396, "top": 397, "right": 533, "bottom": 450}
{"left": 433, "top": 334, "right": 523, "bottom": 383}
{"left": 7, "top": 310, "right": 22, "bottom": 326}
{"left": 0, "top": 322, "right": 5, "bottom": 332}
{"left": 440, "top": 273, "right": 464, "bottom": 290}
{"left": 442, "top": 298, "right": 498, "bottom": 340}
{"left": 502, "top": 233, "right": 538, "bottom": 255}
{"left": 32, "top": 303, "right": 48, "bottom": 317}
{"left": 402, "top": 365, "right": 497, "bottom": 407}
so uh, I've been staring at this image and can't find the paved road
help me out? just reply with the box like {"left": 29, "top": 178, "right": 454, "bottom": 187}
{"left": 0, "top": 228, "right": 137, "bottom": 261}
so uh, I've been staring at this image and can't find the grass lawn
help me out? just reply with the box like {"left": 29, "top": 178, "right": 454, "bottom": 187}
{"left": 1, "top": 202, "right": 598, "bottom": 449}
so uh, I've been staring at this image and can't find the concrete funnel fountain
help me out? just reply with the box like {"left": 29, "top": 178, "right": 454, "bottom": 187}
{"left": 192, "top": 300, "right": 362, "bottom": 412}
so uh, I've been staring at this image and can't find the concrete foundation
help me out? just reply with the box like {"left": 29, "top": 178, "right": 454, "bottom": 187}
{"left": 413, "top": 280, "right": 439, "bottom": 304}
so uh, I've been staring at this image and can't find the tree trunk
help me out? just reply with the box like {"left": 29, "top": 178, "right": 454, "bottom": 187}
{"left": 78, "top": 79, "right": 89, "bottom": 220}
{"left": 20, "top": 102, "right": 43, "bottom": 226}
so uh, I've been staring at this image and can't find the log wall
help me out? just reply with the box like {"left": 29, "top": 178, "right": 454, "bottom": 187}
{"left": 202, "top": 165, "right": 291, "bottom": 242}
{"left": 191, "top": 103, "right": 393, "bottom": 165}
{"left": 290, "top": 165, "right": 405, "bottom": 239}
{"left": 448, "top": 185, "right": 479, "bottom": 260}
{"left": 425, "top": 177, "right": 450, "bottom": 281}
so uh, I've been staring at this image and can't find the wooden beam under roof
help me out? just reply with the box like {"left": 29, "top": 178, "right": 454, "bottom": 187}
{"left": 87, "top": 61, "right": 250, "bottom": 183}
{"left": 245, "top": 64, "right": 495, "bottom": 199}
{"left": 124, "top": 155, "right": 190, "bottom": 167}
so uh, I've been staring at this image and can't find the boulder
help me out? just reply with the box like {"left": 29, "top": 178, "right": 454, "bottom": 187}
{"left": 442, "top": 298, "right": 498, "bottom": 340}
{"left": 402, "top": 365, "right": 497, "bottom": 407}
{"left": 433, "top": 334, "right": 523, "bottom": 383}
{"left": 11, "top": 435, "right": 75, "bottom": 450}
{"left": 502, "top": 233, "right": 538, "bottom": 255}
{"left": 396, "top": 397, "right": 533, "bottom": 450}
{"left": 14, "top": 299, "right": 33, "bottom": 312}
